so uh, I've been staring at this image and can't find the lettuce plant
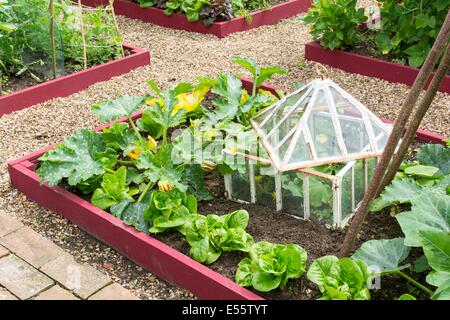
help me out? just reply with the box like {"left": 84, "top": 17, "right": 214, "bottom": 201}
{"left": 235, "top": 241, "right": 307, "bottom": 292}
{"left": 307, "top": 256, "right": 372, "bottom": 300}
{"left": 145, "top": 188, "right": 198, "bottom": 233}
{"left": 179, "top": 210, "right": 254, "bottom": 264}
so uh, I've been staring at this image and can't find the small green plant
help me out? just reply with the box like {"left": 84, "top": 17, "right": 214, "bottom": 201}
{"left": 302, "top": 0, "right": 368, "bottom": 50}
{"left": 374, "top": 0, "right": 449, "bottom": 67}
{"left": 307, "top": 255, "right": 373, "bottom": 300}
{"left": 179, "top": 209, "right": 254, "bottom": 264}
{"left": 235, "top": 241, "right": 307, "bottom": 292}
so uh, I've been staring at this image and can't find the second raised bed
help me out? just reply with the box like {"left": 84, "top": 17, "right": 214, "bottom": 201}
{"left": 305, "top": 41, "right": 450, "bottom": 94}
{"left": 81, "top": 0, "right": 312, "bottom": 38}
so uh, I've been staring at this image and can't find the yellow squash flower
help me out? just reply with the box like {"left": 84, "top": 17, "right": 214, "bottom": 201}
{"left": 172, "top": 87, "right": 209, "bottom": 116}
{"left": 128, "top": 147, "right": 141, "bottom": 160}
{"left": 240, "top": 89, "right": 249, "bottom": 105}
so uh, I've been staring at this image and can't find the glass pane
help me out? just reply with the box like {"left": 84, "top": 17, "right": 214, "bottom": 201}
{"left": 230, "top": 159, "right": 251, "bottom": 202}
{"left": 308, "top": 90, "right": 342, "bottom": 159}
{"left": 285, "top": 130, "right": 311, "bottom": 165}
{"left": 330, "top": 88, "right": 371, "bottom": 154}
{"left": 372, "top": 121, "right": 389, "bottom": 151}
{"left": 252, "top": 105, "right": 276, "bottom": 127}
{"left": 309, "top": 176, "right": 333, "bottom": 224}
{"left": 367, "top": 157, "right": 378, "bottom": 183}
{"left": 341, "top": 166, "right": 353, "bottom": 222}
{"left": 354, "top": 160, "right": 365, "bottom": 207}
{"left": 254, "top": 162, "right": 276, "bottom": 209}
{"left": 281, "top": 171, "right": 305, "bottom": 217}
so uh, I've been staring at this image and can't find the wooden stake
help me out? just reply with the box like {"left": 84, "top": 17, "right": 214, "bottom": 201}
{"left": 339, "top": 10, "right": 450, "bottom": 257}
{"left": 49, "top": 0, "right": 57, "bottom": 79}
{"left": 78, "top": 0, "right": 88, "bottom": 69}
{"left": 109, "top": 0, "right": 124, "bottom": 58}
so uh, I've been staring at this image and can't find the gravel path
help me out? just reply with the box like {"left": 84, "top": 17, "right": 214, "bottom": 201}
{"left": 0, "top": 3, "right": 449, "bottom": 300}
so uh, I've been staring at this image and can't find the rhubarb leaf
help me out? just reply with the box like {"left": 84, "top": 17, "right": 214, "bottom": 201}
{"left": 396, "top": 192, "right": 450, "bottom": 247}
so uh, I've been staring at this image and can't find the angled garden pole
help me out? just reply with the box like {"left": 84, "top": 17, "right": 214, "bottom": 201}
{"left": 340, "top": 10, "right": 450, "bottom": 257}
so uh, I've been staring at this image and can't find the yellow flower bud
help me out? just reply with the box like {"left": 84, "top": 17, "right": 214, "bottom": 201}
{"left": 147, "top": 136, "right": 157, "bottom": 152}
{"left": 240, "top": 89, "right": 249, "bottom": 105}
{"left": 201, "top": 160, "right": 217, "bottom": 172}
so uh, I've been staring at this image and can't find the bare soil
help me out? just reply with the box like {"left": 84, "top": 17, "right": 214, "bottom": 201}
{"left": 152, "top": 170, "right": 427, "bottom": 300}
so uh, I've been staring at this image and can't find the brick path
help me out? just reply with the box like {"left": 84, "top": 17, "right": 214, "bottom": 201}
{"left": 0, "top": 211, "right": 139, "bottom": 300}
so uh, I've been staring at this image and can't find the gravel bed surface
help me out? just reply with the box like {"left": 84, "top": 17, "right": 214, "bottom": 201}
{"left": 0, "top": 5, "right": 448, "bottom": 300}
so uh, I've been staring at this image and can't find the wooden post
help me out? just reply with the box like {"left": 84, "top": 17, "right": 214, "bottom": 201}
{"left": 109, "top": 0, "right": 124, "bottom": 58}
{"left": 49, "top": 0, "right": 57, "bottom": 79}
{"left": 77, "top": 0, "right": 88, "bottom": 69}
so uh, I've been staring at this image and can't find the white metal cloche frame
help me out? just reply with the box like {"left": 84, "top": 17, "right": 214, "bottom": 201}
{"left": 250, "top": 79, "right": 392, "bottom": 172}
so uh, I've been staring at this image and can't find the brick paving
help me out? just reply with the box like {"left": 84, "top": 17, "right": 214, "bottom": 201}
{"left": 0, "top": 211, "right": 139, "bottom": 300}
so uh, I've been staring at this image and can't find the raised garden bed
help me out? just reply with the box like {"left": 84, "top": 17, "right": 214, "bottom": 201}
{"left": 81, "top": 0, "right": 312, "bottom": 38}
{"left": 0, "top": 45, "right": 150, "bottom": 117}
{"left": 304, "top": 41, "right": 450, "bottom": 94}
{"left": 7, "top": 77, "right": 446, "bottom": 300}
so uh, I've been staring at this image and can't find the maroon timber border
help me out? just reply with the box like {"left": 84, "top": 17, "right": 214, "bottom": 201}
{"left": 305, "top": 41, "right": 450, "bottom": 94}
{"left": 81, "top": 0, "right": 312, "bottom": 38}
{"left": 7, "top": 80, "right": 445, "bottom": 300}
{"left": 0, "top": 45, "right": 150, "bottom": 117}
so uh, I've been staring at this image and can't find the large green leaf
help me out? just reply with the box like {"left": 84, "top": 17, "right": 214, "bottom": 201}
{"left": 417, "top": 144, "right": 450, "bottom": 175}
{"left": 37, "top": 130, "right": 111, "bottom": 186}
{"left": 396, "top": 192, "right": 450, "bottom": 247}
{"left": 91, "top": 96, "right": 145, "bottom": 122}
{"left": 352, "top": 238, "right": 411, "bottom": 272}
{"left": 101, "top": 122, "right": 138, "bottom": 156}
{"left": 208, "top": 74, "right": 243, "bottom": 122}
{"left": 379, "top": 178, "right": 422, "bottom": 205}
{"left": 419, "top": 230, "right": 450, "bottom": 278}
{"left": 307, "top": 255, "right": 339, "bottom": 290}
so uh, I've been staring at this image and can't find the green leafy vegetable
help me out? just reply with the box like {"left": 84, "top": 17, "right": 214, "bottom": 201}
{"left": 180, "top": 210, "right": 254, "bottom": 265}
{"left": 235, "top": 241, "right": 307, "bottom": 292}
{"left": 307, "top": 256, "right": 372, "bottom": 300}
{"left": 91, "top": 166, "right": 138, "bottom": 210}
{"left": 145, "top": 188, "right": 196, "bottom": 233}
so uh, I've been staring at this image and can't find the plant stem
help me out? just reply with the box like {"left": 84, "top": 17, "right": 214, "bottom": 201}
{"left": 117, "top": 160, "right": 135, "bottom": 166}
{"left": 397, "top": 271, "right": 433, "bottom": 296}
{"left": 127, "top": 115, "right": 145, "bottom": 144}
{"left": 105, "top": 168, "right": 115, "bottom": 174}
{"left": 137, "top": 182, "right": 153, "bottom": 203}
{"left": 162, "top": 129, "right": 168, "bottom": 146}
